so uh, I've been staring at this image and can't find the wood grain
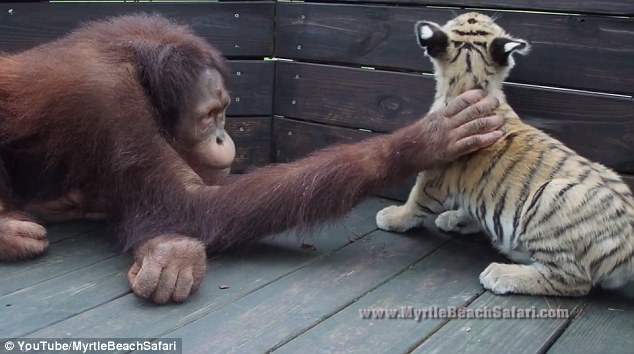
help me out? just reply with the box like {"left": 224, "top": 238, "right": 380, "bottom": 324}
{"left": 159, "top": 229, "right": 451, "bottom": 353}
{"left": 329, "top": 0, "right": 633, "bottom": 16}
{"left": 0, "top": 2, "right": 275, "bottom": 57}
{"left": 275, "top": 62, "right": 634, "bottom": 173}
{"left": 275, "top": 238, "right": 500, "bottom": 353}
{"left": 412, "top": 292, "right": 584, "bottom": 354}
{"left": 276, "top": 3, "right": 634, "bottom": 93}
{"left": 547, "top": 284, "right": 634, "bottom": 354}
{"left": 226, "top": 116, "right": 271, "bottom": 173}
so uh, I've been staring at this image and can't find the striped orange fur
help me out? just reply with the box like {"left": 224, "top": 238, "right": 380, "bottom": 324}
{"left": 377, "top": 12, "right": 634, "bottom": 296}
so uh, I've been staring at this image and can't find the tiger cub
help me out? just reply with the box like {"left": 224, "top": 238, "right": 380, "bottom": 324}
{"left": 376, "top": 12, "right": 634, "bottom": 296}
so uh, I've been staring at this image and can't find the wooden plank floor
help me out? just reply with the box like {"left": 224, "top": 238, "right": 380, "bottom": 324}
{"left": 1, "top": 197, "right": 632, "bottom": 353}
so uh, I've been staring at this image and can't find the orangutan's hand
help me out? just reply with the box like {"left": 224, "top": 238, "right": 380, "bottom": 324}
{"left": 399, "top": 90, "right": 504, "bottom": 171}
{"left": 128, "top": 234, "right": 207, "bottom": 304}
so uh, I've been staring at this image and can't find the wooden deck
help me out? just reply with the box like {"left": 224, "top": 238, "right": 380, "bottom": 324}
{"left": 1, "top": 197, "right": 632, "bottom": 354}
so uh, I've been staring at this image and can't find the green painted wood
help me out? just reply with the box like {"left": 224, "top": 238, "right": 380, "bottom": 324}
{"left": 274, "top": 62, "right": 634, "bottom": 174}
{"left": 0, "top": 2, "right": 275, "bottom": 57}
{"left": 547, "top": 284, "right": 634, "bottom": 354}
{"left": 412, "top": 292, "right": 584, "bottom": 354}
{"left": 159, "top": 229, "right": 452, "bottom": 353}
{"left": 44, "top": 220, "right": 104, "bottom": 244}
{"left": 324, "top": 0, "right": 634, "bottom": 16}
{"left": 0, "top": 228, "right": 118, "bottom": 297}
{"left": 29, "top": 199, "right": 385, "bottom": 338}
{"left": 0, "top": 255, "right": 131, "bottom": 338}
{"left": 226, "top": 61, "right": 274, "bottom": 117}
{"left": 226, "top": 116, "right": 271, "bottom": 173}
{"left": 275, "top": 238, "right": 502, "bottom": 353}
{"left": 276, "top": 3, "right": 634, "bottom": 94}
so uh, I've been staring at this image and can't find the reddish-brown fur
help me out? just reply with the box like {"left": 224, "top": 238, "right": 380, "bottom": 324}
{"left": 0, "top": 14, "right": 503, "bottom": 303}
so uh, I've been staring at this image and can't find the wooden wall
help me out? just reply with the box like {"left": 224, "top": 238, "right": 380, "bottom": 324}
{"left": 0, "top": 1, "right": 275, "bottom": 173}
{"left": 272, "top": 0, "right": 634, "bottom": 199}
{"left": 0, "top": 1, "right": 632, "bottom": 197}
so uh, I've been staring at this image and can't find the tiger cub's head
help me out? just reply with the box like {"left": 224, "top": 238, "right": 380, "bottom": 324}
{"left": 416, "top": 12, "right": 529, "bottom": 110}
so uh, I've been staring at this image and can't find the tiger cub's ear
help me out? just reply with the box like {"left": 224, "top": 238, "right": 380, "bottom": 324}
{"left": 490, "top": 37, "right": 530, "bottom": 66}
{"left": 415, "top": 21, "right": 449, "bottom": 58}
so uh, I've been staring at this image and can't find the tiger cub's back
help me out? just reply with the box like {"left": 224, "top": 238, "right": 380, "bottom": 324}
{"left": 376, "top": 12, "right": 634, "bottom": 296}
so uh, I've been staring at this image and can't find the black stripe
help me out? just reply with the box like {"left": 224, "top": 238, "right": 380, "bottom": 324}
{"left": 548, "top": 153, "right": 571, "bottom": 179}
{"left": 453, "top": 29, "right": 490, "bottom": 36}
{"left": 534, "top": 182, "right": 577, "bottom": 225}
{"left": 466, "top": 52, "right": 472, "bottom": 72}
{"left": 423, "top": 185, "right": 444, "bottom": 207}
{"left": 471, "top": 45, "right": 493, "bottom": 67}
{"left": 512, "top": 149, "right": 547, "bottom": 241}
{"left": 590, "top": 245, "right": 622, "bottom": 274}
{"left": 416, "top": 202, "right": 436, "bottom": 215}
{"left": 473, "top": 40, "right": 487, "bottom": 48}
{"left": 449, "top": 50, "right": 462, "bottom": 63}
{"left": 473, "top": 133, "right": 517, "bottom": 203}
{"left": 492, "top": 190, "right": 507, "bottom": 242}
{"left": 530, "top": 189, "right": 611, "bottom": 242}
{"left": 603, "top": 246, "right": 634, "bottom": 275}
{"left": 518, "top": 180, "right": 553, "bottom": 236}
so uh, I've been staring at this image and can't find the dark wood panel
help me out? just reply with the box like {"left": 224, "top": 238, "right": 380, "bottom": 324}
{"left": 275, "top": 62, "right": 434, "bottom": 132}
{"left": 29, "top": 199, "right": 385, "bottom": 339}
{"left": 275, "top": 62, "right": 634, "bottom": 173}
{"left": 273, "top": 116, "right": 372, "bottom": 163}
{"left": 0, "top": 2, "right": 274, "bottom": 57}
{"left": 276, "top": 3, "right": 634, "bottom": 93}
{"left": 276, "top": 239, "right": 498, "bottom": 353}
{"left": 413, "top": 292, "right": 583, "bottom": 354}
{"left": 227, "top": 116, "right": 271, "bottom": 173}
{"left": 226, "top": 60, "right": 274, "bottom": 116}
{"left": 273, "top": 117, "right": 411, "bottom": 200}
{"left": 323, "top": 0, "right": 633, "bottom": 16}
{"left": 547, "top": 285, "right": 634, "bottom": 354}
{"left": 161, "top": 230, "right": 449, "bottom": 353}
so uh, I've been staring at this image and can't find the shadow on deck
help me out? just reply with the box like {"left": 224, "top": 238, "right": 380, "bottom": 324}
{"left": 1, "top": 197, "right": 632, "bottom": 353}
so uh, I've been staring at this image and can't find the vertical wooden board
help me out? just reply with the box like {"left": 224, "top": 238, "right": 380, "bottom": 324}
{"left": 0, "top": 2, "right": 275, "bottom": 57}
{"left": 226, "top": 61, "right": 274, "bottom": 117}
{"left": 0, "top": 255, "right": 131, "bottom": 338}
{"left": 274, "top": 61, "right": 434, "bottom": 132}
{"left": 547, "top": 284, "right": 634, "bottom": 354}
{"left": 0, "top": 228, "right": 118, "bottom": 297}
{"left": 275, "top": 238, "right": 502, "bottom": 354}
{"left": 330, "top": 0, "right": 634, "bottom": 16}
{"left": 29, "top": 199, "right": 386, "bottom": 339}
{"left": 412, "top": 292, "right": 584, "bottom": 354}
{"left": 275, "top": 3, "right": 634, "bottom": 93}
{"left": 226, "top": 116, "right": 271, "bottom": 172}
{"left": 158, "top": 230, "right": 452, "bottom": 353}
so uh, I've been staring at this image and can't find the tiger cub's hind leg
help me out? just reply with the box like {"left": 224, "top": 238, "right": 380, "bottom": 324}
{"left": 479, "top": 262, "right": 592, "bottom": 296}
{"left": 376, "top": 172, "right": 444, "bottom": 232}
{"left": 435, "top": 209, "right": 482, "bottom": 235}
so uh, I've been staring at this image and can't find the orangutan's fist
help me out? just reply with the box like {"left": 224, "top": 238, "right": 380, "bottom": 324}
{"left": 128, "top": 234, "right": 207, "bottom": 304}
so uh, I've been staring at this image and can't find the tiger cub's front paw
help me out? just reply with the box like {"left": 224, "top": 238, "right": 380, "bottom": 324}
{"left": 435, "top": 210, "right": 480, "bottom": 235}
{"left": 376, "top": 205, "right": 422, "bottom": 233}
